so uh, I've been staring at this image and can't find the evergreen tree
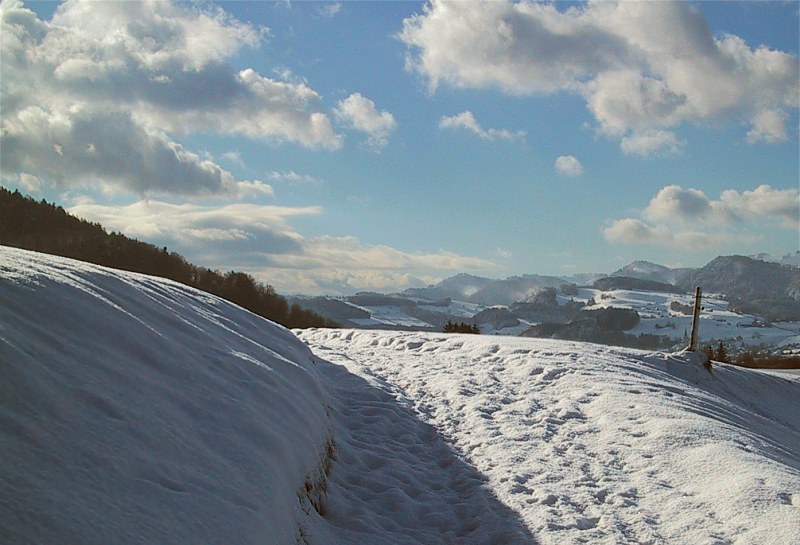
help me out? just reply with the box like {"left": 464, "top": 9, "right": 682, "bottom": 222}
{"left": 715, "top": 341, "right": 729, "bottom": 363}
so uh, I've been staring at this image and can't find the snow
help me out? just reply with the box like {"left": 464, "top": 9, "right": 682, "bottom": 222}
{"left": 348, "top": 305, "right": 431, "bottom": 328}
{"left": 3, "top": 246, "right": 800, "bottom": 545}
{"left": 0, "top": 246, "right": 331, "bottom": 545}
{"left": 297, "top": 329, "right": 800, "bottom": 544}
{"left": 576, "top": 287, "right": 800, "bottom": 349}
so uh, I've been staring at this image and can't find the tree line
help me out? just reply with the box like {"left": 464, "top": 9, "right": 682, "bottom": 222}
{"left": 0, "top": 188, "right": 337, "bottom": 329}
{"left": 704, "top": 341, "right": 800, "bottom": 369}
{"left": 443, "top": 321, "right": 480, "bottom": 334}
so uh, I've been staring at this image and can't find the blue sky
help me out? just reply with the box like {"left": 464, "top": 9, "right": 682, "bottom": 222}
{"left": 2, "top": 0, "right": 798, "bottom": 295}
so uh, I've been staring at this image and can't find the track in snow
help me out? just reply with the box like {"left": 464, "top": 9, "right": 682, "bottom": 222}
{"left": 298, "top": 329, "right": 800, "bottom": 545}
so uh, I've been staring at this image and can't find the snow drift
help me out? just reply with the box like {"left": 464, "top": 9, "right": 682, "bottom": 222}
{"left": 0, "top": 246, "right": 331, "bottom": 544}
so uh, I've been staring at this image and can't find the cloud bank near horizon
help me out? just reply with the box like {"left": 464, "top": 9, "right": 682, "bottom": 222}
{"left": 67, "top": 198, "right": 496, "bottom": 295}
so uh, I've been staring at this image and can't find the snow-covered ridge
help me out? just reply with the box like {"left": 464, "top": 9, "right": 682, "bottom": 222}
{"left": 0, "top": 246, "right": 331, "bottom": 544}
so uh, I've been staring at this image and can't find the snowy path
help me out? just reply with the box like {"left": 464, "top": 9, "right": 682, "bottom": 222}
{"left": 298, "top": 329, "right": 800, "bottom": 545}
{"left": 304, "top": 355, "right": 536, "bottom": 544}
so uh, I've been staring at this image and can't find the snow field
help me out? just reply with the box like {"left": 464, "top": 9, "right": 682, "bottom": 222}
{"left": 0, "top": 246, "right": 332, "bottom": 545}
{"left": 298, "top": 329, "right": 800, "bottom": 545}
{"left": 2, "top": 245, "right": 799, "bottom": 545}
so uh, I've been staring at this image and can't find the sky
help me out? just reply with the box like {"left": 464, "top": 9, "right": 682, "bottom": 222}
{"left": 1, "top": 0, "right": 798, "bottom": 295}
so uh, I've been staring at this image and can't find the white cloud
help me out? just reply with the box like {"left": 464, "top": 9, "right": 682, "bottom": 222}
{"left": 643, "top": 185, "right": 714, "bottom": 224}
{"left": 260, "top": 236, "right": 495, "bottom": 294}
{"left": 236, "top": 180, "right": 275, "bottom": 197}
{"left": 17, "top": 172, "right": 43, "bottom": 194}
{"left": 1, "top": 107, "right": 238, "bottom": 196}
{"left": 317, "top": 3, "right": 342, "bottom": 19}
{"left": 603, "top": 218, "right": 728, "bottom": 250}
{"left": 334, "top": 93, "right": 397, "bottom": 150}
{"left": 620, "top": 129, "right": 685, "bottom": 157}
{"left": 266, "top": 171, "right": 323, "bottom": 185}
{"left": 720, "top": 185, "right": 800, "bottom": 229}
{"left": 604, "top": 184, "right": 799, "bottom": 251}
{"left": 0, "top": 0, "right": 341, "bottom": 198}
{"left": 68, "top": 198, "right": 495, "bottom": 295}
{"left": 68, "top": 199, "right": 314, "bottom": 255}
{"left": 439, "top": 111, "right": 525, "bottom": 142}
{"left": 746, "top": 110, "right": 788, "bottom": 144}
{"left": 400, "top": 1, "right": 798, "bottom": 151}
{"left": 221, "top": 151, "right": 245, "bottom": 166}
{"left": 554, "top": 155, "right": 583, "bottom": 177}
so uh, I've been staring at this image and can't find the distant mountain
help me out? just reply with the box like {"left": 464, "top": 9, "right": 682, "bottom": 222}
{"left": 561, "top": 272, "right": 605, "bottom": 285}
{"left": 677, "top": 255, "right": 800, "bottom": 321}
{"left": 678, "top": 256, "right": 799, "bottom": 300}
{"left": 611, "top": 261, "right": 693, "bottom": 285}
{"left": 466, "top": 274, "right": 566, "bottom": 306}
{"left": 594, "top": 276, "right": 686, "bottom": 295}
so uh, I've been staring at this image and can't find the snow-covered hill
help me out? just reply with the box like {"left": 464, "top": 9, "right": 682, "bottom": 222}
{"left": 3, "top": 246, "right": 800, "bottom": 544}
{"left": 573, "top": 286, "right": 800, "bottom": 349}
{"left": 0, "top": 246, "right": 331, "bottom": 544}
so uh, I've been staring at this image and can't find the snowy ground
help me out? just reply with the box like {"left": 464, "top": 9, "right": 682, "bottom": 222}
{"left": 1, "top": 246, "right": 331, "bottom": 545}
{"left": 3, "top": 246, "right": 799, "bottom": 545}
{"left": 577, "top": 288, "right": 800, "bottom": 349}
{"left": 298, "top": 329, "right": 800, "bottom": 545}
{"left": 330, "top": 287, "right": 800, "bottom": 349}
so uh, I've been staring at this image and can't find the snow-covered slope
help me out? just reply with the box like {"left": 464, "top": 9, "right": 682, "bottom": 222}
{"left": 3, "top": 246, "right": 800, "bottom": 545}
{"left": 0, "top": 246, "right": 331, "bottom": 545}
{"left": 573, "top": 287, "right": 800, "bottom": 349}
{"left": 298, "top": 329, "right": 800, "bottom": 545}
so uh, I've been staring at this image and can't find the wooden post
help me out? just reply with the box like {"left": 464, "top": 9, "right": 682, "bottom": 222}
{"left": 688, "top": 286, "right": 702, "bottom": 352}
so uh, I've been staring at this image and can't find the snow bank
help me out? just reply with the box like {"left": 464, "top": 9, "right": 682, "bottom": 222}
{"left": 298, "top": 329, "right": 800, "bottom": 545}
{"left": 0, "top": 246, "right": 330, "bottom": 545}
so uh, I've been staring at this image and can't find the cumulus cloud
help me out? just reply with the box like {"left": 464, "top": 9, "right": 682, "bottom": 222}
{"left": 643, "top": 185, "right": 714, "bottom": 224}
{"left": 554, "top": 155, "right": 583, "bottom": 177}
{"left": 235, "top": 180, "right": 275, "bottom": 197}
{"left": 746, "top": 110, "right": 788, "bottom": 144}
{"left": 2, "top": 107, "right": 239, "bottom": 195}
{"left": 620, "top": 129, "right": 684, "bottom": 157}
{"left": 400, "top": 0, "right": 798, "bottom": 154}
{"left": 604, "top": 184, "right": 799, "bottom": 250}
{"left": 334, "top": 93, "right": 397, "bottom": 150}
{"left": 17, "top": 172, "right": 43, "bottom": 194}
{"left": 0, "top": 0, "right": 341, "bottom": 197}
{"left": 720, "top": 185, "right": 800, "bottom": 228}
{"left": 439, "top": 111, "right": 525, "bottom": 142}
